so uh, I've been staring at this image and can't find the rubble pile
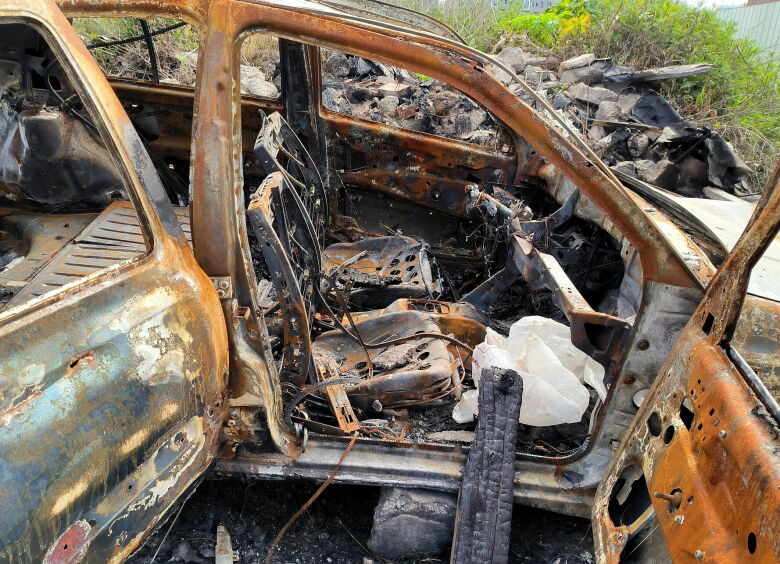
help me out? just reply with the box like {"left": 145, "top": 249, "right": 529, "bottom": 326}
{"left": 322, "top": 52, "right": 510, "bottom": 152}
{"left": 322, "top": 49, "right": 756, "bottom": 199}
{"left": 530, "top": 52, "right": 756, "bottom": 199}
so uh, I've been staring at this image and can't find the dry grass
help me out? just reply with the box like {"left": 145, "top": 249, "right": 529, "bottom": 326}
{"left": 74, "top": 19, "right": 282, "bottom": 88}
{"left": 384, "top": 0, "right": 504, "bottom": 50}
{"left": 73, "top": 18, "right": 199, "bottom": 85}
{"left": 240, "top": 33, "right": 280, "bottom": 81}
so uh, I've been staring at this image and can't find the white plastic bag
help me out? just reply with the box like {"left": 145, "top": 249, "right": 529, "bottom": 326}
{"left": 453, "top": 316, "right": 607, "bottom": 426}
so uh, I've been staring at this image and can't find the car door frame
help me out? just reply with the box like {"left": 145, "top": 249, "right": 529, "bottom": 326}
{"left": 592, "top": 162, "right": 780, "bottom": 563}
{"left": 0, "top": 2, "right": 228, "bottom": 562}
{"left": 59, "top": 0, "right": 728, "bottom": 519}
{"left": 85, "top": 0, "right": 708, "bottom": 516}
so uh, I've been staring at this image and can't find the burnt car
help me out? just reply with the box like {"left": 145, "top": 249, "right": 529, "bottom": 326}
{"left": 0, "top": 0, "right": 777, "bottom": 562}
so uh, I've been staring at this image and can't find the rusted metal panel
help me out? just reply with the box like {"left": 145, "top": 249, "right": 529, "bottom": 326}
{"left": 6, "top": 3, "right": 768, "bottom": 560}
{"left": 0, "top": 211, "right": 95, "bottom": 305}
{"left": 592, "top": 163, "right": 780, "bottom": 563}
{"left": 510, "top": 234, "right": 631, "bottom": 368}
{"left": 326, "top": 112, "right": 516, "bottom": 219}
{"left": 247, "top": 173, "right": 313, "bottom": 386}
{"left": 0, "top": 1, "right": 229, "bottom": 562}
{"left": 0, "top": 101, "right": 124, "bottom": 206}
{"left": 3, "top": 202, "right": 191, "bottom": 308}
{"left": 315, "top": 362, "right": 361, "bottom": 434}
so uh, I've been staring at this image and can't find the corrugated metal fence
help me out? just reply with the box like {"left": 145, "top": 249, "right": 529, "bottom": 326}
{"left": 718, "top": 3, "right": 780, "bottom": 57}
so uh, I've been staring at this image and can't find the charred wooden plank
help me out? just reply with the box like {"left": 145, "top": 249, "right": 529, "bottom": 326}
{"left": 451, "top": 367, "right": 522, "bottom": 564}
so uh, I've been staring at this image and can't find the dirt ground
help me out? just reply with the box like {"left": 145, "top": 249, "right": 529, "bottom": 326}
{"left": 127, "top": 478, "right": 594, "bottom": 564}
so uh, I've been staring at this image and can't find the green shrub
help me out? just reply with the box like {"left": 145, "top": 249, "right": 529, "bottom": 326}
{"left": 497, "top": 0, "right": 598, "bottom": 47}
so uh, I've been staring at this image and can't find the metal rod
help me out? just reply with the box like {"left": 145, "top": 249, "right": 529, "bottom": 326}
{"left": 728, "top": 346, "right": 780, "bottom": 423}
{"left": 138, "top": 19, "right": 160, "bottom": 84}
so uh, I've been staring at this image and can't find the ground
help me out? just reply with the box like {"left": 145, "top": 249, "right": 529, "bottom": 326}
{"left": 127, "top": 478, "right": 594, "bottom": 563}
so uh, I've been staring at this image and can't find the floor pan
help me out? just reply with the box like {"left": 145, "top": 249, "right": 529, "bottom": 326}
{"left": 1, "top": 201, "right": 190, "bottom": 308}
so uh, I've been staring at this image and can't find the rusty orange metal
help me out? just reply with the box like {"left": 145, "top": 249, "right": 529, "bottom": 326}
{"left": 0, "top": 1, "right": 228, "bottom": 562}
{"left": 592, "top": 163, "right": 780, "bottom": 563}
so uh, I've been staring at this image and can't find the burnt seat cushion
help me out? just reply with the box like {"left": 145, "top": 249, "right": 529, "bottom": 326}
{"left": 313, "top": 310, "right": 459, "bottom": 410}
{"left": 322, "top": 236, "right": 440, "bottom": 309}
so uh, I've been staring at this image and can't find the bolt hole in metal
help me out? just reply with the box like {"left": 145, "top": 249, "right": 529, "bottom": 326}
{"left": 748, "top": 532, "right": 757, "bottom": 554}
{"left": 653, "top": 488, "right": 682, "bottom": 514}
{"left": 679, "top": 397, "right": 695, "bottom": 430}
{"left": 663, "top": 425, "right": 675, "bottom": 444}
{"left": 647, "top": 412, "right": 662, "bottom": 436}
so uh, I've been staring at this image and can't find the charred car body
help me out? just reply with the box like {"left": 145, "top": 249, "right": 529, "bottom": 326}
{"left": 0, "top": 0, "right": 778, "bottom": 562}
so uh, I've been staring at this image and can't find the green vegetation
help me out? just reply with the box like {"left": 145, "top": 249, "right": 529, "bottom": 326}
{"left": 389, "top": 0, "right": 779, "bottom": 187}
{"left": 497, "top": 0, "right": 597, "bottom": 47}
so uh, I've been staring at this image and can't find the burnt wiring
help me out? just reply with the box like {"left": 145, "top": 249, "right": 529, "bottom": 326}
{"left": 432, "top": 259, "right": 455, "bottom": 300}
{"left": 459, "top": 209, "right": 508, "bottom": 280}
{"left": 280, "top": 270, "right": 474, "bottom": 429}
{"left": 43, "top": 58, "right": 98, "bottom": 134}
{"left": 331, "top": 280, "right": 374, "bottom": 382}
{"left": 264, "top": 432, "right": 359, "bottom": 564}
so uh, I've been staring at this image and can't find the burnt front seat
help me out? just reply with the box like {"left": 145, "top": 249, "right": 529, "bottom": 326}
{"left": 252, "top": 111, "right": 440, "bottom": 309}
{"left": 312, "top": 310, "right": 461, "bottom": 411}
{"left": 248, "top": 174, "right": 462, "bottom": 407}
{"left": 322, "top": 235, "right": 438, "bottom": 309}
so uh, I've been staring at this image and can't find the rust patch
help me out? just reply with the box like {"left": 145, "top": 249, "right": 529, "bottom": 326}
{"left": 42, "top": 520, "right": 91, "bottom": 564}
{"left": 65, "top": 350, "right": 95, "bottom": 374}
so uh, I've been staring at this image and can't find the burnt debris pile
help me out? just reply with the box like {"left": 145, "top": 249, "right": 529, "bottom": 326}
{"left": 322, "top": 51, "right": 511, "bottom": 154}
{"left": 322, "top": 49, "right": 757, "bottom": 200}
